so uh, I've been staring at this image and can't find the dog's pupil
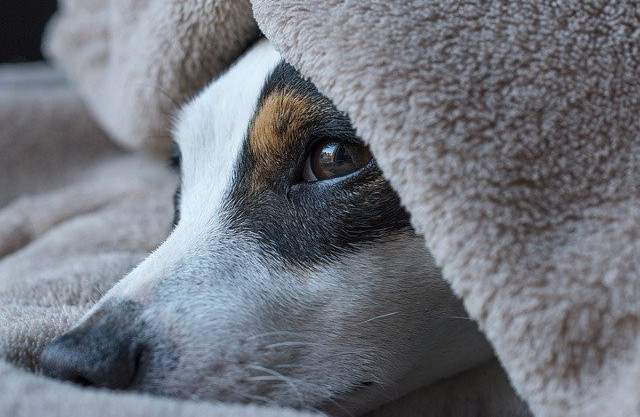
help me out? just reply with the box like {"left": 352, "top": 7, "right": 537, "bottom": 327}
{"left": 311, "top": 140, "right": 371, "bottom": 180}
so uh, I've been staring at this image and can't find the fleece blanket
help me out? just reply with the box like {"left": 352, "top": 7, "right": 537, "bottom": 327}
{"left": 1, "top": 1, "right": 639, "bottom": 417}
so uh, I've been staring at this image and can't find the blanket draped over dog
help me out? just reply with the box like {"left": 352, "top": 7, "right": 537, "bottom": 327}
{"left": 1, "top": 1, "right": 639, "bottom": 416}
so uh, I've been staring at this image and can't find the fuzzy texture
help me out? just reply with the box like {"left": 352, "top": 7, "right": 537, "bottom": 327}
{"left": 2, "top": 1, "right": 639, "bottom": 417}
{"left": 252, "top": 1, "right": 640, "bottom": 416}
{"left": 0, "top": 63, "right": 121, "bottom": 208}
{"left": 44, "top": 0, "right": 261, "bottom": 153}
{"left": 0, "top": 361, "right": 319, "bottom": 417}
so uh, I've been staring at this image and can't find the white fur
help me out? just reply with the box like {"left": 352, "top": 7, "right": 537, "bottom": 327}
{"left": 75, "top": 40, "right": 500, "bottom": 416}
{"left": 90, "top": 40, "right": 281, "bottom": 305}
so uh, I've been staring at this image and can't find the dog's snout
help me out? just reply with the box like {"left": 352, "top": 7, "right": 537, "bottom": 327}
{"left": 40, "top": 324, "right": 142, "bottom": 389}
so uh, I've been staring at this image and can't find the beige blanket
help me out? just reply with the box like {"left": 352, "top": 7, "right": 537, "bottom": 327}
{"left": 2, "top": 1, "right": 639, "bottom": 416}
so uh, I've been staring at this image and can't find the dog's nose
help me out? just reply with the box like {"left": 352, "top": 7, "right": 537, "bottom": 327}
{"left": 40, "top": 324, "right": 141, "bottom": 389}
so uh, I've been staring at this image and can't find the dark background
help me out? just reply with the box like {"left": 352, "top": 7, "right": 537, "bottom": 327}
{"left": 1, "top": 1, "right": 58, "bottom": 63}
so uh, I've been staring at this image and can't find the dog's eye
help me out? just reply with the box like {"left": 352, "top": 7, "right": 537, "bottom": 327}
{"left": 302, "top": 140, "right": 372, "bottom": 182}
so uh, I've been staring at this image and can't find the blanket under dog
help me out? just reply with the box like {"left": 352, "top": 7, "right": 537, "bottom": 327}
{"left": 1, "top": 1, "right": 639, "bottom": 417}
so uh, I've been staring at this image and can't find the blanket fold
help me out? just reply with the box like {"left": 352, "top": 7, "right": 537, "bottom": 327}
{"left": 252, "top": 2, "right": 640, "bottom": 415}
{"left": 0, "top": 361, "right": 320, "bottom": 417}
{"left": 2, "top": 2, "right": 639, "bottom": 417}
{"left": 44, "top": 0, "right": 261, "bottom": 153}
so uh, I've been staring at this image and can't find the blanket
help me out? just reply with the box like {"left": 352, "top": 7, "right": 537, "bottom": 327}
{"left": 1, "top": 1, "right": 639, "bottom": 416}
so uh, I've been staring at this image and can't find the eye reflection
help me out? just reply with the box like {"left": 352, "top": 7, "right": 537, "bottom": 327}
{"left": 303, "top": 140, "right": 371, "bottom": 182}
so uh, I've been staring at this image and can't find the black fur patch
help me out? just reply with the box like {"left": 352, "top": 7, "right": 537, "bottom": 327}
{"left": 169, "top": 142, "right": 182, "bottom": 227}
{"left": 223, "top": 62, "right": 411, "bottom": 267}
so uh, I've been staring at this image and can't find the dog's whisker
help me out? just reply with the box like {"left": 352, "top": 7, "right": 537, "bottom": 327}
{"left": 326, "top": 350, "right": 364, "bottom": 358}
{"left": 356, "top": 311, "right": 399, "bottom": 326}
{"left": 264, "top": 341, "right": 324, "bottom": 349}
{"left": 245, "top": 331, "right": 310, "bottom": 341}
{"left": 246, "top": 365, "right": 305, "bottom": 407}
{"left": 245, "top": 364, "right": 288, "bottom": 377}
{"left": 246, "top": 375, "right": 288, "bottom": 382}
{"left": 236, "top": 392, "right": 276, "bottom": 405}
{"left": 271, "top": 375, "right": 355, "bottom": 417}
{"left": 273, "top": 363, "right": 303, "bottom": 370}
{"left": 441, "top": 315, "right": 474, "bottom": 321}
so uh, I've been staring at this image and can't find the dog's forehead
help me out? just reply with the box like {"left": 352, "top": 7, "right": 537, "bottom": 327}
{"left": 172, "top": 40, "right": 282, "bottom": 218}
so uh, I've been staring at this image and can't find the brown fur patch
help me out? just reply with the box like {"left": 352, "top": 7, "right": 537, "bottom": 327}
{"left": 248, "top": 89, "right": 322, "bottom": 191}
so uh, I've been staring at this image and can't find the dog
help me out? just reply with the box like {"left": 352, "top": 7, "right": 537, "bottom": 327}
{"left": 40, "top": 39, "right": 502, "bottom": 416}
